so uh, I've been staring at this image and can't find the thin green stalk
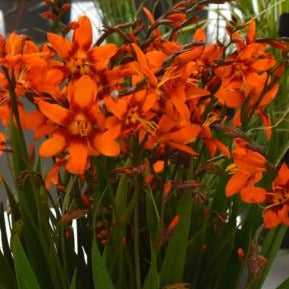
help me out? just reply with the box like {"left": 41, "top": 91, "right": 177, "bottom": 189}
{"left": 61, "top": 226, "right": 70, "bottom": 284}
{"left": 134, "top": 189, "right": 141, "bottom": 289}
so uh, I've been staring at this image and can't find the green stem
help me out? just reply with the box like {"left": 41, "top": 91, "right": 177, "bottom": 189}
{"left": 134, "top": 190, "right": 141, "bottom": 289}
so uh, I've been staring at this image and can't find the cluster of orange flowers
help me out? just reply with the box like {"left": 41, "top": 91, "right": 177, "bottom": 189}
{"left": 0, "top": 5, "right": 288, "bottom": 228}
{"left": 227, "top": 138, "right": 289, "bottom": 228}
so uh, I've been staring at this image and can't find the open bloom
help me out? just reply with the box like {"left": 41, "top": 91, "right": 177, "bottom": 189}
{"left": 104, "top": 89, "right": 159, "bottom": 137}
{"left": 241, "top": 163, "right": 289, "bottom": 228}
{"left": 47, "top": 16, "right": 117, "bottom": 80}
{"left": 38, "top": 76, "right": 120, "bottom": 174}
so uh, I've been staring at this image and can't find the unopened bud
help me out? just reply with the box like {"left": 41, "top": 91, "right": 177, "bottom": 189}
{"left": 237, "top": 248, "right": 245, "bottom": 260}
{"left": 167, "top": 215, "right": 179, "bottom": 232}
{"left": 60, "top": 3, "right": 70, "bottom": 13}
{"left": 80, "top": 195, "right": 91, "bottom": 208}
{"left": 42, "top": 11, "right": 57, "bottom": 22}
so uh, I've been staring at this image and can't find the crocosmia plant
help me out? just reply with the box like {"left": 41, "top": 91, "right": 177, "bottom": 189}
{"left": 1, "top": 1, "right": 289, "bottom": 289}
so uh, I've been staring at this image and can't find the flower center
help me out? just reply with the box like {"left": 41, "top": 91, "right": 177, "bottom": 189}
{"left": 69, "top": 114, "right": 92, "bottom": 137}
{"left": 203, "top": 112, "right": 219, "bottom": 127}
{"left": 67, "top": 50, "right": 91, "bottom": 75}
{"left": 126, "top": 108, "right": 158, "bottom": 134}
{"left": 0, "top": 93, "right": 9, "bottom": 106}
{"left": 272, "top": 187, "right": 289, "bottom": 205}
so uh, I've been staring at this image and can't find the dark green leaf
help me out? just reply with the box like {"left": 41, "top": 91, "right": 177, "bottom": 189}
{"left": 12, "top": 237, "right": 41, "bottom": 289}
{"left": 92, "top": 240, "right": 115, "bottom": 289}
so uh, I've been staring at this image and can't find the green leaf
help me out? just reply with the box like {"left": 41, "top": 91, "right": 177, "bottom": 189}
{"left": 0, "top": 251, "right": 17, "bottom": 289}
{"left": 159, "top": 191, "right": 193, "bottom": 286}
{"left": 69, "top": 269, "right": 77, "bottom": 289}
{"left": 253, "top": 225, "right": 288, "bottom": 289}
{"left": 12, "top": 237, "right": 41, "bottom": 289}
{"left": 91, "top": 240, "right": 115, "bottom": 289}
{"left": 184, "top": 224, "right": 206, "bottom": 289}
{"left": 143, "top": 252, "right": 159, "bottom": 289}
{"left": 2, "top": 178, "right": 20, "bottom": 222}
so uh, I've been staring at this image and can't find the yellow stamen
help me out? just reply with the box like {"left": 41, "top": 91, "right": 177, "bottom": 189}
{"left": 18, "top": 65, "right": 29, "bottom": 84}
{"left": 158, "top": 67, "right": 181, "bottom": 87}
{"left": 131, "top": 113, "right": 158, "bottom": 134}
{"left": 203, "top": 112, "right": 220, "bottom": 127}
{"left": 0, "top": 94, "right": 9, "bottom": 106}
{"left": 226, "top": 163, "right": 239, "bottom": 174}
{"left": 69, "top": 114, "right": 92, "bottom": 137}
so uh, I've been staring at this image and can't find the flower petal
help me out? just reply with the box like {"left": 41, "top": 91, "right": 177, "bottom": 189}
{"left": 22, "top": 110, "right": 46, "bottom": 130}
{"left": 0, "top": 132, "right": 5, "bottom": 156}
{"left": 246, "top": 19, "right": 256, "bottom": 44}
{"left": 158, "top": 125, "right": 201, "bottom": 144}
{"left": 73, "top": 16, "right": 92, "bottom": 50}
{"left": 240, "top": 187, "right": 267, "bottom": 203}
{"left": 214, "top": 139, "right": 231, "bottom": 158}
{"left": 278, "top": 205, "right": 289, "bottom": 226}
{"left": 193, "top": 28, "right": 206, "bottom": 41}
{"left": 104, "top": 97, "right": 128, "bottom": 119}
{"left": 166, "top": 141, "right": 198, "bottom": 155}
{"left": 65, "top": 139, "right": 88, "bottom": 174}
{"left": 226, "top": 172, "right": 250, "bottom": 197}
{"left": 45, "top": 162, "right": 61, "bottom": 190}
{"left": 263, "top": 210, "right": 281, "bottom": 228}
{"left": 273, "top": 163, "right": 289, "bottom": 189}
{"left": 88, "top": 44, "right": 117, "bottom": 69}
{"left": 47, "top": 33, "right": 72, "bottom": 59}
{"left": 251, "top": 59, "right": 276, "bottom": 72}
{"left": 38, "top": 101, "right": 74, "bottom": 126}
{"left": 92, "top": 126, "right": 120, "bottom": 157}
{"left": 5, "top": 33, "right": 23, "bottom": 55}
{"left": 68, "top": 76, "right": 97, "bottom": 110}
{"left": 39, "top": 129, "right": 68, "bottom": 157}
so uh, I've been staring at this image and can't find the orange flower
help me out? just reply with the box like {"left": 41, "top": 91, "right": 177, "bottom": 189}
{"left": 128, "top": 43, "right": 166, "bottom": 87}
{"left": 0, "top": 132, "right": 5, "bottom": 157}
{"left": 241, "top": 163, "right": 289, "bottom": 228}
{"left": 215, "top": 19, "right": 278, "bottom": 136}
{"left": 44, "top": 157, "right": 66, "bottom": 190}
{"left": 38, "top": 76, "right": 120, "bottom": 174}
{"left": 200, "top": 112, "right": 230, "bottom": 158}
{"left": 142, "top": 7, "right": 182, "bottom": 54}
{"left": 166, "top": 13, "right": 186, "bottom": 28}
{"left": 47, "top": 16, "right": 117, "bottom": 79}
{"left": 104, "top": 90, "right": 158, "bottom": 137}
{"left": 146, "top": 115, "right": 201, "bottom": 155}
{"left": 226, "top": 138, "right": 267, "bottom": 197}
{"left": 0, "top": 33, "right": 63, "bottom": 127}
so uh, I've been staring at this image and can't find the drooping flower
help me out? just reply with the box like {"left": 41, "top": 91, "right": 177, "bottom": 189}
{"left": 145, "top": 114, "right": 201, "bottom": 155}
{"left": 214, "top": 19, "right": 278, "bottom": 137}
{"left": 225, "top": 138, "right": 268, "bottom": 197}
